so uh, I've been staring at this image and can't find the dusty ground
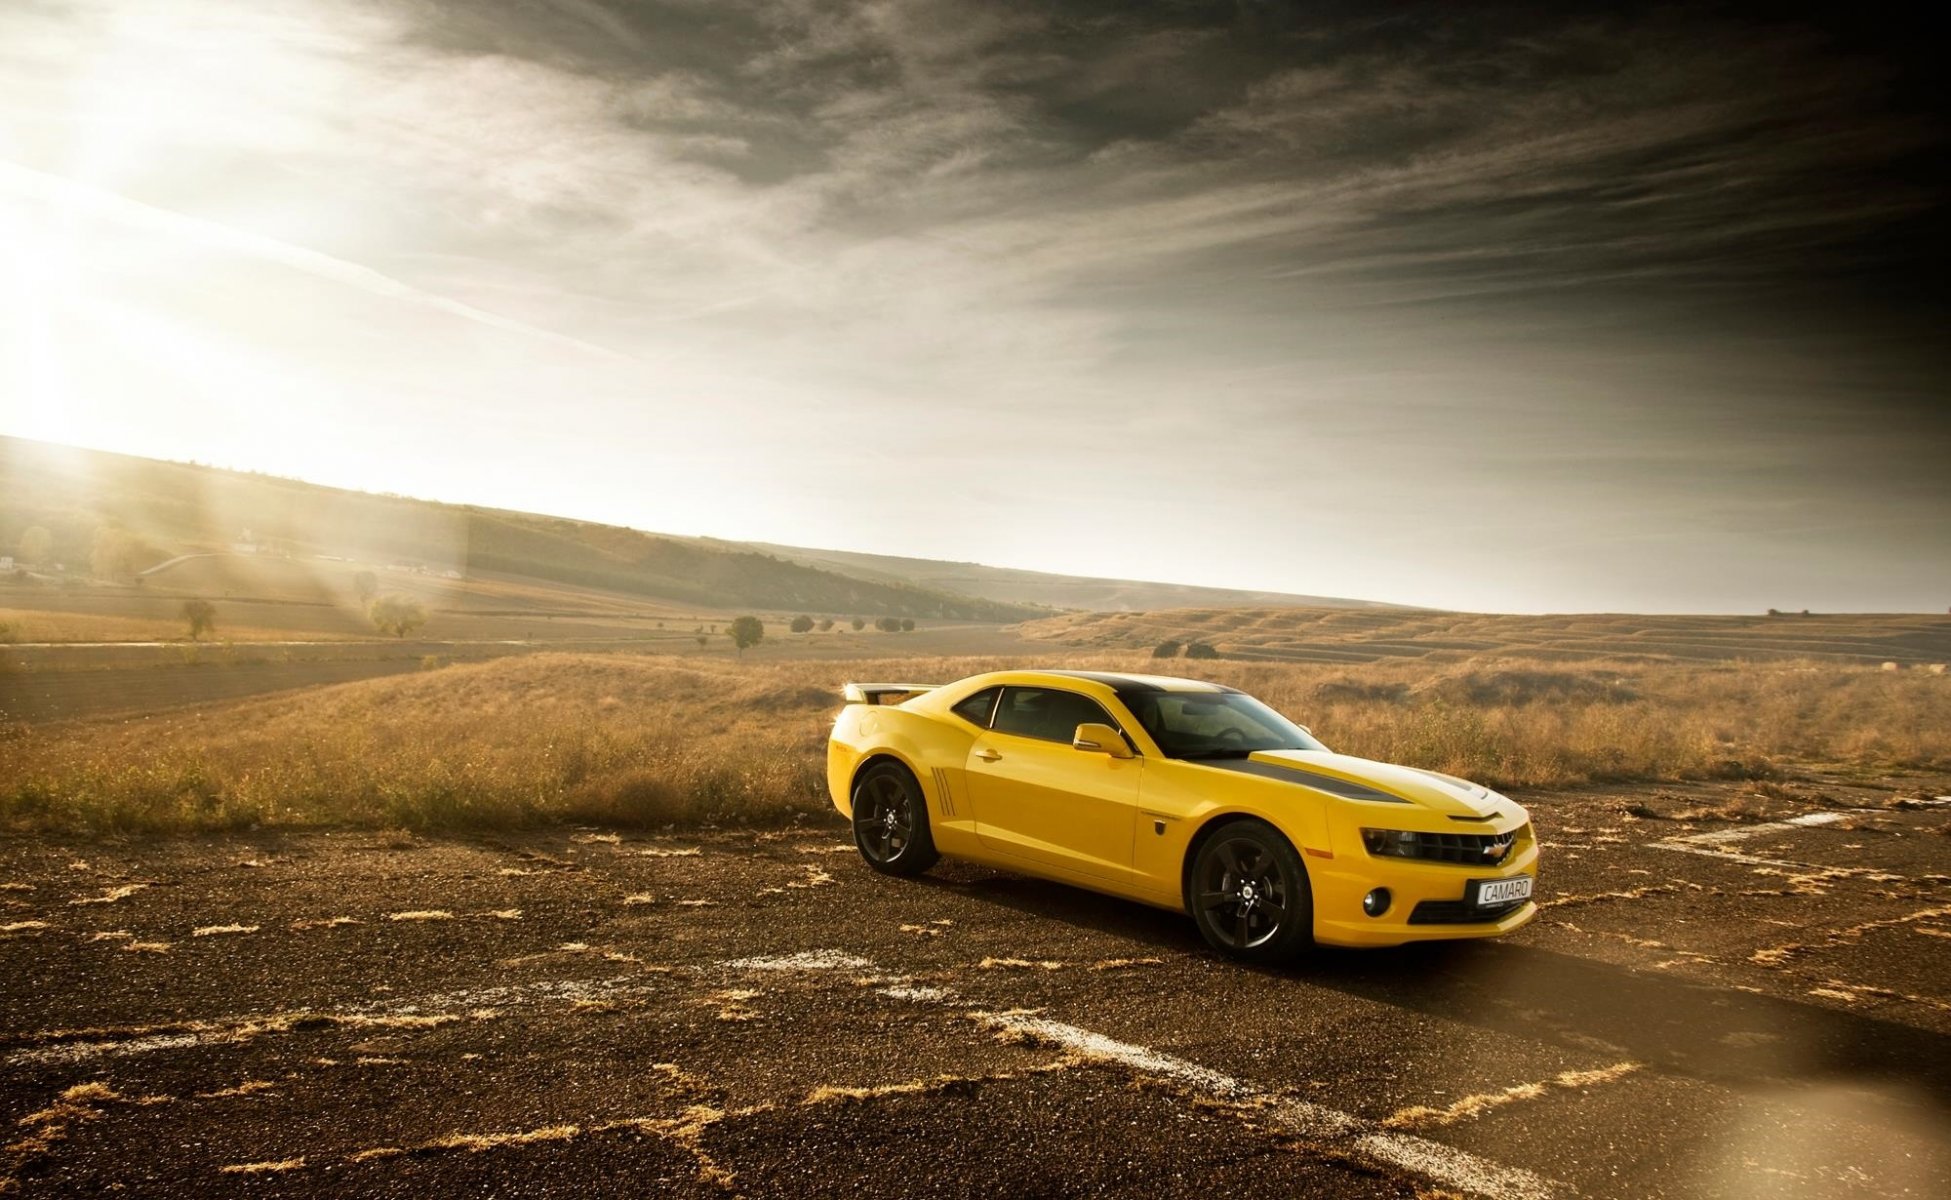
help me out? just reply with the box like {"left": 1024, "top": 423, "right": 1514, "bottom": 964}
{"left": 3, "top": 774, "right": 1948, "bottom": 1199}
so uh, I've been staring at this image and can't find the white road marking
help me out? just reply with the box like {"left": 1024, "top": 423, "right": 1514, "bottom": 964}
{"left": 1647, "top": 842, "right": 1898, "bottom": 875}
{"left": 976, "top": 1012, "right": 1563, "bottom": 1200}
{"left": 363, "top": 975, "right": 654, "bottom": 1015}
{"left": 980, "top": 1013, "right": 1257, "bottom": 1100}
{"left": 722, "top": 950, "right": 874, "bottom": 971}
{"left": 1356, "top": 1130, "right": 1559, "bottom": 1198}
{"left": 1652, "top": 809, "right": 1903, "bottom": 878}
{"left": 16, "top": 954, "right": 873, "bottom": 1067}
{"left": 7, "top": 975, "right": 658, "bottom": 1067}
{"left": 14, "top": 1032, "right": 207, "bottom": 1065}
{"left": 1673, "top": 811, "right": 1848, "bottom": 847}
{"left": 717, "top": 952, "right": 1568, "bottom": 1198}
{"left": 875, "top": 984, "right": 950, "bottom": 1002}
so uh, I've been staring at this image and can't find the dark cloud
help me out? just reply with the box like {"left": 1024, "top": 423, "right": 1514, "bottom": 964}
{"left": 292, "top": 1, "right": 1951, "bottom": 604}
{"left": 6, "top": 0, "right": 1944, "bottom": 609}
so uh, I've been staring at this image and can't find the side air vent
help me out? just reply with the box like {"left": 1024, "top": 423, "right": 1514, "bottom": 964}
{"left": 931, "top": 767, "right": 956, "bottom": 818}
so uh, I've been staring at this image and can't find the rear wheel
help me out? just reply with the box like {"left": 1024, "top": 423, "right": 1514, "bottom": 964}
{"left": 1188, "top": 819, "right": 1312, "bottom": 962}
{"left": 851, "top": 761, "right": 939, "bottom": 876}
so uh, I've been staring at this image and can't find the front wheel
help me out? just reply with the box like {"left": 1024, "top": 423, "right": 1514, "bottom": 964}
{"left": 851, "top": 762, "right": 939, "bottom": 877}
{"left": 1187, "top": 819, "right": 1313, "bottom": 962}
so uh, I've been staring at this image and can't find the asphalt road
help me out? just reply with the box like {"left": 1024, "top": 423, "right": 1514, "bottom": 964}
{"left": 3, "top": 774, "right": 1948, "bottom": 1199}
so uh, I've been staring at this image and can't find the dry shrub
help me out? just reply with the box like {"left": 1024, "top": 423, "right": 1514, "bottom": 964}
{"left": 1312, "top": 678, "right": 1411, "bottom": 704}
{"left": 1419, "top": 670, "right": 1639, "bottom": 706}
{"left": 2, "top": 652, "right": 1945, "bottom": 834}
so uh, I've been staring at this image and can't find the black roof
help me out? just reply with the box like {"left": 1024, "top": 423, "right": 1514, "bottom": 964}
{"left": 1038, "top": 670, "right": 1240, "bottom": 696}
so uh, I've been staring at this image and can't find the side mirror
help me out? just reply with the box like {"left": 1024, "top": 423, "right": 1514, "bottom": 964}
{"left": 1072, "top": 723, "right": 1134, "bottom": 759}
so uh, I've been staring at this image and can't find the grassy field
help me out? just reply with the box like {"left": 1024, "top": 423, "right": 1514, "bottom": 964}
{"left": 0, "top": 606, "right": 380, "bottom": 645}
{"left": 0, "top": 553, "right": 746, "bottom": 645}
{"left": 1022, "top": 606, "right": 1951, "bottom": 667}
{"left": 4, "top": 652, "right": 1946, "bottom": 835}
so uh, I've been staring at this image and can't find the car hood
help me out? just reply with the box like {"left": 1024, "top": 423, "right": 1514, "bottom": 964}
{"left": 1239, "top": 750, "right": 1516, "bottom": 818}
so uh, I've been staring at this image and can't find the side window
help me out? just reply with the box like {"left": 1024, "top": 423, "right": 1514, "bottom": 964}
{"left": 950, "top": 686, "right": 1000, "bottom": 729}
{"left": 992, "top": 687, "right": 1119, "bottom": 743}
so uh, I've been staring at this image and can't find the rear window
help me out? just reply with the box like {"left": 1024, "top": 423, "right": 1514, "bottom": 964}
{"left": 950, "top": 686, "right": 1000, "bottom": 728}
{"left": 992, "top": 687, "right": 1118, "bottom": 743}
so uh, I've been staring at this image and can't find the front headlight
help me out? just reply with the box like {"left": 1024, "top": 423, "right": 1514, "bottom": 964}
{"left": 1361, "top": 828, "right": 1421, "bottom": 859}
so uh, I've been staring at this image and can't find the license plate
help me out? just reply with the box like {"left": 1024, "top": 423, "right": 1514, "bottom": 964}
{"left": 1473, "top": 875, "right": 1534, "bottom": 908}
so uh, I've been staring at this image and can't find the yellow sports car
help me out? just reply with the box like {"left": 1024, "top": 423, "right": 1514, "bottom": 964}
{"left": 828, "top": 670, "right": 1537, "bottom": 960}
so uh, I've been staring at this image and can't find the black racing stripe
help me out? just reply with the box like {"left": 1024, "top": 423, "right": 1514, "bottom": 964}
{"left": 1200, "top": 759, "right": 1409, "bottom": 803}
{"left": 1039, "top": 670, "right": 1242, "bottom": 698}
{"left": 1040, "top": 670, "right": 1166, "bottom": 692}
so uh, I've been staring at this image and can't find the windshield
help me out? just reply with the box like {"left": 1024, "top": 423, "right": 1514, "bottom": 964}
{"left": 1121, "top": 691, "right": 1328, "bottom": 759}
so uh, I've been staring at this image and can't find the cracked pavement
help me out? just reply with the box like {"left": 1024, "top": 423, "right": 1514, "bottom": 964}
{"left": 3, "top": 774, "right": 1948, "bottom": 1198}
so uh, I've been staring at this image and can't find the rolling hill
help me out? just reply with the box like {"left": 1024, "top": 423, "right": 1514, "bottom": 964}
{"left": 1020, "top": 606, "right": 1951, "bottom": 667}
{"left": 0, "top": 437, "right": 1043, "bottom": 622}
{"left": 735, "top": 541, "right": 1395, "bottom": 613}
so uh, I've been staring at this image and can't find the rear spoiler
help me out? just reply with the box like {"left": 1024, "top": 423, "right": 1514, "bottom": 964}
{"left": 842, "top": 682, "right": 940, "bottom": 706}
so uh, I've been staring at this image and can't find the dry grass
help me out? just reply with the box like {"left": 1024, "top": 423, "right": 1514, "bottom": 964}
{"left": 0, "top": 607, "right": 363, "bottom": 644}
{"left": 1181, "top": 657, "right": 1951, "bottom": 785}
{"left": 1382, "top": 1062, "right": 1641, "bottom": 1130}
{"left": 2, "top": 651, "right": 1945, "bottom": 835}
{"left": 1021, "top": 606, "right": 1951, "bottom": 669}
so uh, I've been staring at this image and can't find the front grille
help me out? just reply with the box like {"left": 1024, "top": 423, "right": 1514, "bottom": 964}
{"left": 1409, "top": 897, "right": 1531, "bottom": 925}
{"left": 1390, "top": 828, "right": 1519, "bottom": 866}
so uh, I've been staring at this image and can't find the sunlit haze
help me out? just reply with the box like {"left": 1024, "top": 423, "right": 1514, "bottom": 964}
{"left": 3, "top": 0, "right": 1945, "bottom": 612}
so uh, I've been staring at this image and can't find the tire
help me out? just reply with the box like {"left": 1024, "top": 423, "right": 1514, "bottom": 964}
{"left": 1186, "top": 818, "right": 1313, "bottom": 962}
{"left": 850, "top": 761, "right": 939, "bottom": 877}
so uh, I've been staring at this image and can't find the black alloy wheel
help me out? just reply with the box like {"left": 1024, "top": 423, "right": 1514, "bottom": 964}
{"left": 1189, "top": 819, "right": 1313, "bottom": 962}
{"left": 851, "top": 762, "right": 939, "bottom": 876}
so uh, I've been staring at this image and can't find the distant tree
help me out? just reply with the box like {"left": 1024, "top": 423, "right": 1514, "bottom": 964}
{"left": 369, "top": 594, "right": 427, "bottom": 638}
{"left": 1152, "top": 639, "right": 1182, "bottom": 659}
{"left": 875, "top": 617, "right": 901, "bottom": 632}
{"left": 790, "top": 615, "right": 815, "bottom": 634}
{"left": 180, "top": 599, "right": 217, "bottom": 642}
{"left": 1766, "top": 608, "right": 1781, "bottom": 617}
{"left": 696, "top": 635, "right": 709, "bottom": 647}
{"left": 727, "top": 615, "right": 764, "bottom": 657}
{"left": 851, "top": 617, "right": 866, "bottom": 631}
{"left": 16, "top": 526, "right": 51, "bottom": 566}
{"left": 352, "top": 570, "right": 379, "bottom": 603}
{"left": 818, "top": 618, "right": 834, "bottom": 632}
{"left": 0, "top": 621, "right": 15, "bottom": 644}
{"left": 900, "top": 618, "right": 915, "bottom": 632}
{"left": 1185, "top": 642, "right": 1219, "bottom": 660}
{"left": 90, "top": 526, "right": 139, "bottom": 581}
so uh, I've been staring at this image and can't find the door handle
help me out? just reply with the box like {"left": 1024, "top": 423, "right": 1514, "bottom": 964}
{"left": 974, "top": 748, "right": 1002, "bottom": 762}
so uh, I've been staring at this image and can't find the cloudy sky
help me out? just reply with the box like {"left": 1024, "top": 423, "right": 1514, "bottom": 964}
{"left": 2, "top": 0, "right": 1945, "bottom": 612}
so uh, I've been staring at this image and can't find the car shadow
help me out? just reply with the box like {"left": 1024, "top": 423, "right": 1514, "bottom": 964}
{"left": 912, "top": 867, "right": 1951, "bottom": 1107}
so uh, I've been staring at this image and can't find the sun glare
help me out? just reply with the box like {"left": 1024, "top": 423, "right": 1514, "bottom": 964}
{"left": 1, "top": 173, "right": 80, "bottom": 441}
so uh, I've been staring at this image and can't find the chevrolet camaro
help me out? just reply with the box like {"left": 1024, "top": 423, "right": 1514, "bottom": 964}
{"left": 827, "top": 670, "right": 1538, "bottom": 961}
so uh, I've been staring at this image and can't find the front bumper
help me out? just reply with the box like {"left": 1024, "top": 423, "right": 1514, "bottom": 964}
{"left": 1309, "top": 832, "right": 1540, "bottom": 948}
